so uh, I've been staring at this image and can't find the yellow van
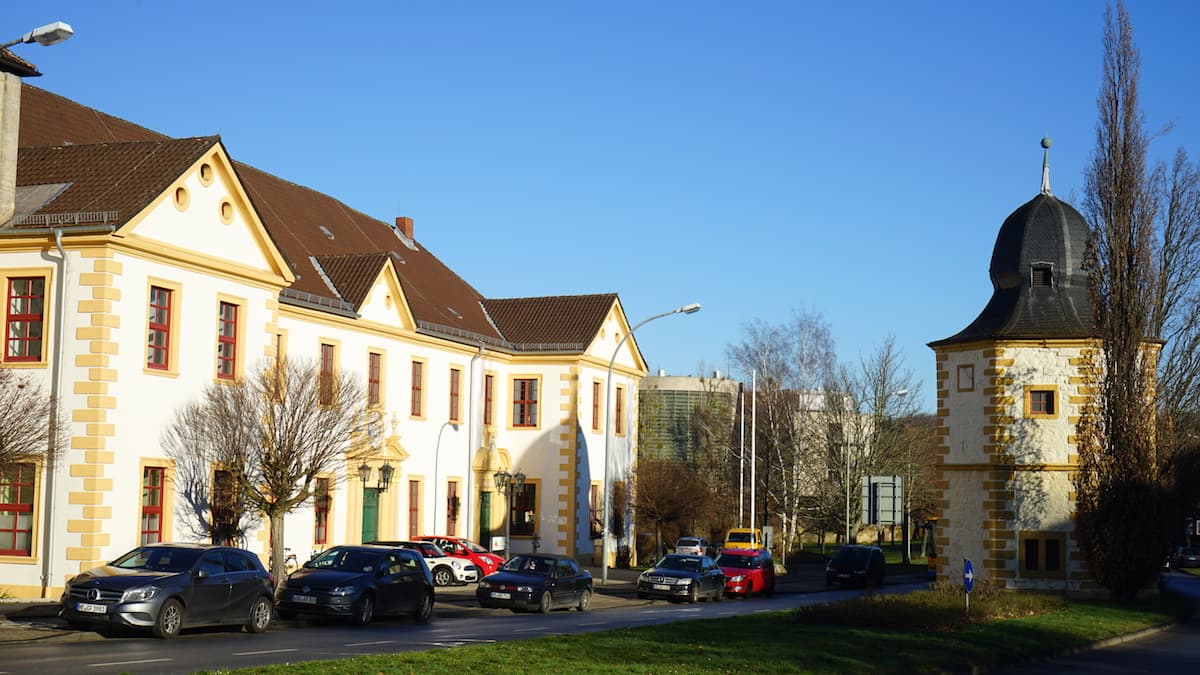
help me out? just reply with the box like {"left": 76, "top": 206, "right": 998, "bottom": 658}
{"left": 723, "top": 527, "right": 763, "bottom": 551}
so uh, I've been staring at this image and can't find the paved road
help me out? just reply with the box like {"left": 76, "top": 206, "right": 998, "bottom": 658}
{"left": 0, "top": 565, "right": 926, "bottom": 674}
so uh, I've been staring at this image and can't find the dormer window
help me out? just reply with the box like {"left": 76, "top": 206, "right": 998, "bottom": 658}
{"left": 1031, "top": 264, "right": 1053, "bottom": 288}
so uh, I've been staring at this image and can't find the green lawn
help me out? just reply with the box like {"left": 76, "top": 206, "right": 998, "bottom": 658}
{"left": 208, "top": 594, "right": 1183, "bottom": 675}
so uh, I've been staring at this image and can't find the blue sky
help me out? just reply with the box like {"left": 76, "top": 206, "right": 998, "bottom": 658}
{"left": 10, "top": 1, "right": 1200, "bottom": 412}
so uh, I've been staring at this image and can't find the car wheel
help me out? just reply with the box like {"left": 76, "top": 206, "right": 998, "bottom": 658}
{"left": 713, "top": 586, "right": 723, "bottom": 602}
{"left": 538, "top": 591, "right": 553, "bottom": 614}
{"left": 152, "top": 598, "right": 184, "bottom": 639}
{"left": 687, "top": 583, "right": 699, "bottom": 604}
{"left": 352, "top": 594, "right": 375, "bottom": 626}
{"left": 413, "top": 591, "right": 433, "bottom": 623}
{"left": 433, "top": 566, "right": 454, "bottom": 587}
{"left": 577, "top": 589, "right": 592, "bottom": 612}
{"left": 245, "top": 596, "right": 272, "bottom": 633}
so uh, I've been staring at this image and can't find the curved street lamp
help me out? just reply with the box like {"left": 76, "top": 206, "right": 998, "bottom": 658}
{"left": 433, "top": 421, "right": 460, "bottom": 535}
{"left": 601, "top": 302, "right": 700, "bottom": 584}
{"left": 1, "top": 21, "right": 74, "bottom": 50}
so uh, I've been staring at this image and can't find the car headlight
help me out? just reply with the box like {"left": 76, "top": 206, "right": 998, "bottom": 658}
{"left": 121, "top": 585, "right": 161, "bottom": 602}
{"left": 517, "top": 585, "right": 533, "bottom": 593}
{"left": 478, "top": 580, "right": 491, "bottom": 589}
{"left": 729, "top": 575, "right": 744, "bottom": 583}
{"left": 330, "top": 585, "right": 357, "bottom": 596}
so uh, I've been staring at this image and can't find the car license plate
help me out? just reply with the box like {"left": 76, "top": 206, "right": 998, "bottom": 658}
{"left": 653, "top": 584, "right": 670, "bottom": 591}
{"left": 838, "top": 573, "right": 850, "bottom": 579}
{"left": 76, "top": 602, "right": 106, "bottom": 614}
{"left": 491, "top": 591, "right": 511, "bottom": 599}
{"left": 293, "top": 594, "right": 317, "bottom": 604}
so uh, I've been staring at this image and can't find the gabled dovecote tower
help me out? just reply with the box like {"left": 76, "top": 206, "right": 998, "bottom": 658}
{"left": 928, "top": 138, "right": 1100, "bottom": 591}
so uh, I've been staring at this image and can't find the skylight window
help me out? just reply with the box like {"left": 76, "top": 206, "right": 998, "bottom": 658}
{"left": 1031, "top": 264, "right": 1053, "bottom": 288}
{"left": 319, "top": 225, "right": 335, "bottom": 240}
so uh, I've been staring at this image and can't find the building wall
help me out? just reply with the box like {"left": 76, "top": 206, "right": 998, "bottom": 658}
{"left": 933, "top": 340, "right": 1096, "bottom": 592}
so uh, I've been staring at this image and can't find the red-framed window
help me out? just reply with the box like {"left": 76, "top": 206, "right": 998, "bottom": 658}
{"left": 367, "top": 352, "right": 382, "bottom": 407}
{"left": 314, "top": 478, "right": 330, "bottom": 545}
{"left": 146, "top": 286, "right": 171, "bottom": 369}
{"left": 5, "top": 277, "right": 45, "bottom": 363}
{"left": 510, "top": 483, "right": 536, "bottom": 536}
{"left": 446, "top": 480, "right": 459, "bottom": 535}
{"left": 0, "top": 463, "right": 35, "bottom": 556}
{"left": 410, "top": 361, "right": 424, "bottom": 416}
{"left": 449, "top": 368, "right": 461, "bottom": 422}
{"left": 483, "top": 374, "right": 495, "bottom": 426}
{"left": 614, "top": 385, "right": 625, "bottom": 435}
{"left": 512, "top": 378, "right": 538, "bottom": 427}
{"left": 408, "top": 480, "right": 420, "bottom": 537}
{"left": 140, "top": 467, "right": 165, "bottom": 544}
{"left": 591, "top": 381, "right": 601, "bottom": 430}
{"left": 216, "top": 301, "right": 238, "bottom": 380}
{"left": 319, "top": 343, "right": 335, "bottom": 405}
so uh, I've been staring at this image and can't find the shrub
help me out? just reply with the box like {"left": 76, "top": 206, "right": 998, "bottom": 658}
{"left": 792, "top": 579, "right": 1066, "bottom": 631}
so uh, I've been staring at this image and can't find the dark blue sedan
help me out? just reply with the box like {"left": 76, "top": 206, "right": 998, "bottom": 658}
{"left": 476, "top": 554, "right": 593, "bottom": 613}
{"left": 275, "top": 545, "right": 434, "bottom": 625}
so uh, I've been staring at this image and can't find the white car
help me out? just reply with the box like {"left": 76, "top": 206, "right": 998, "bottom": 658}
{"left": 675, "top": 536, "right": 714, "bottom": 557}
{"left": 386, "top": 540, "right": 480, "bottom": 586}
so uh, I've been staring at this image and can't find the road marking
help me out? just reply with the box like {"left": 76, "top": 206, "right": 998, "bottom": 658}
{"left": 344, "top": 641, "right": 394, "bottom": 647}
{"left": 89, "top": 659, "right": 172, "bottom": 668}
{"left": 579, "top": 621, "right": 609, "bottom": 626}
{"left": 234, "top": 649, "right": 298, "bottom": 656}
{"left": 513, "top": 627, "right": 545, "bottom": 633}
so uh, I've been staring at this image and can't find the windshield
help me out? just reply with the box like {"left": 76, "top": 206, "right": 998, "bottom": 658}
{"left": 677, "top": 539, "right": 699, "bottom": 547}
{"left": 419, "top": 544, "right": 447, "bottom": 558}
{"left": 833, "top": 548, "right": 870, "bottom": 566}
{"left": 111, "top": 546, "right": 203, "bottom": 573}
{"left": 657, "top": 556, "right": 701, "bottom": 572}
{"left": 462, "top": 539, "right": 488, "bottom": 554}
{"left": 500, "top": 555, "right": 555, "bottom": 575}
{"left": 727, "top": 532, "right": 752, "bottom": 543}
{"left": 307, "top": 548, "right": 381, "bottom": 573}
{"left": 716, "top": 554, "right": 756, "bottom": 569}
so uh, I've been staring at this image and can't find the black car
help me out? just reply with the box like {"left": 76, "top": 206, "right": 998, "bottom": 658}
{"left": 476, "top": 553, "right": 593, "bottom": 613}
{"left": 825, "top": 545, "right": 886, "bottom": 587}
{"left": 275, "top": 545, "right": 434, "bottom": 625}
{"left": 636, "top": 554, "right": 725, "bottom": 603}
{"left": 59, "top": 543, "right": 274, "bottom": 638}
{"left": 1171, "top": 546, "right": 1200, "bottom": 569}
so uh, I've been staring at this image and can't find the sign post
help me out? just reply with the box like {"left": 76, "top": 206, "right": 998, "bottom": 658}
{"left": 963, "top": 558, "right": 974, "bottom": 616}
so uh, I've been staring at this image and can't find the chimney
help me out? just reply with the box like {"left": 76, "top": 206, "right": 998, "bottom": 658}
{"left": 0, "top": 72, "right": 20, "bottom": 226}
{"left": 395, "top": 216, "right": 414, "bottom": 239}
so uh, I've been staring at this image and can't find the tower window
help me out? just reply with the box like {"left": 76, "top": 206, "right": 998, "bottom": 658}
{"left": 1031, "top": 265, "right": 1053, "bottom": 288}
{"left": 1025, "top": 386, "right": 1059, "bottom": 418}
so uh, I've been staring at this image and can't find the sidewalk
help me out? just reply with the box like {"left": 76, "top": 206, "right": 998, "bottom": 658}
{"left": 0, "top": 561, "right": 854, "bottom": 643}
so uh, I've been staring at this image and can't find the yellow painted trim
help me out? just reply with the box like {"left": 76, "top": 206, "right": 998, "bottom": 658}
{"left": 507, "top": 373, "right": 544, "bottom": 430}
{"left": 0, "top": 266, "right": 56, "bottom": 366}
{"left": 1024, "top": 384, "right": 1061, "bottom": 419}
{"left": 214, "top": 292, "right": 248, "bottom": 382}
{"left": 409, "top": 358, "right": 429, "bottom": 420}
{"left": 448, "top": 364, "right": 464, "bottom": 423}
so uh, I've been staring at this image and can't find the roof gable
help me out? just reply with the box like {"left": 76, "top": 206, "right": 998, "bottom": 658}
{"left": 483, "top": 294, "right": 617, "bottom": 352}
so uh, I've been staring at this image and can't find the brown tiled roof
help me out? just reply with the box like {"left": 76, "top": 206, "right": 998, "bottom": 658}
{"left": 15, "top": 83, "right": 612, "bottom": 351}
{"left": 14, "top": 137, "right": 218, "bottom": 227}
{"left": 483, "top": 294, "right": 616, "bottom": 348}
{"left": 313, "top": 252, "right": 391, "bottom": 308}
{"left": 0, "top": 49, "right": 40, "bottom": 77}
{"left": 18, "top": 85, "right": 167, "bottom": 146}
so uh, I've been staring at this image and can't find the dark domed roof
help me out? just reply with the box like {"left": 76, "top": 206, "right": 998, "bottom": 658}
{"left": 930, "top": 192, "right": 1096, "bottom": 347}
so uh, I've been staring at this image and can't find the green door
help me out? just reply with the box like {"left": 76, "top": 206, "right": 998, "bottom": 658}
{"left": 362, "top": 489, "right": 379, "bottom": 543}
{"left": 479, "top": 492, "right": 491, "bottom": 548}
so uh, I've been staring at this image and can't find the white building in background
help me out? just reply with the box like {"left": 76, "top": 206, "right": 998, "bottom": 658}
{"left": 0, "top": 54, "right": 648, "bottom": 598}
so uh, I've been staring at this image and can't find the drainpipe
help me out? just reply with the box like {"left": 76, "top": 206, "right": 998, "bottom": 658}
{"left": 40, "top": 227, "right": 68, "bottom": 598}
{"left": 466, "top": 345, "right": 484, "bottom": 540}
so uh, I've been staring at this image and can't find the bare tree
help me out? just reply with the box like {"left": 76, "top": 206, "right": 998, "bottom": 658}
{"left": 726, "top": 309, "right": 836, "bottom": 553}
{"left": 1077, "top": 1, "right": 1174, "bottom": 600}
{"left": 633, "top": 458, "right": 698, "bottom": 560}
{"left": 0, "top": 369, "right": 66, "bottom": 466}
{"left": 163, "top": 357, "right": 364, "bottom": 582}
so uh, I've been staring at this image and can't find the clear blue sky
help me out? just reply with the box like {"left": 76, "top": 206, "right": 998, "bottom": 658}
{"left": 11, "top": 1, "right": 1200, "bottom": 412}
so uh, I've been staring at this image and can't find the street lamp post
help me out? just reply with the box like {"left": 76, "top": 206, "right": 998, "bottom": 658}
{"left": 601, "top": 302, "right": 701, "bottom": 584}
{"left": 0, "top": 21, "right": 74, "bottom": 50}
{"left": 493, "top": 469, "right": 525, "bottom": 560}
{"left": 433, "top": 422, "right": 459, "bottom": 535}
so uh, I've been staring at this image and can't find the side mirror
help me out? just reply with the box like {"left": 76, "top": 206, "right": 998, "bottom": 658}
{"left": 194, "top": 568, "right": 208, "bottom": 579}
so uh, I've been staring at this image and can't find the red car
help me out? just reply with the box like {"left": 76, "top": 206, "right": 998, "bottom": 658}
{"left": 415, "top": 536, "right": 504, "bottom": 576}
{"left": 716, "top": 548, "right": 776, "bottom": 597}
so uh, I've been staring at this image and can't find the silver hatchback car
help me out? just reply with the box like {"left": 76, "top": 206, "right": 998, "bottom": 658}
{"left": 60, "top": 542, "right": 275, "bottom": 638}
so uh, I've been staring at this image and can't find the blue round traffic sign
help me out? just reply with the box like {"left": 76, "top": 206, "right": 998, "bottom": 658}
{"left": 963, "top": 558, "right": 974, "bottom": 592}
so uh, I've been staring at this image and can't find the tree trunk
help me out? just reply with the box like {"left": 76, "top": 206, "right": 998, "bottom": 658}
{"left": 269, "top": 511, "right": 286, "bottom": 587}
